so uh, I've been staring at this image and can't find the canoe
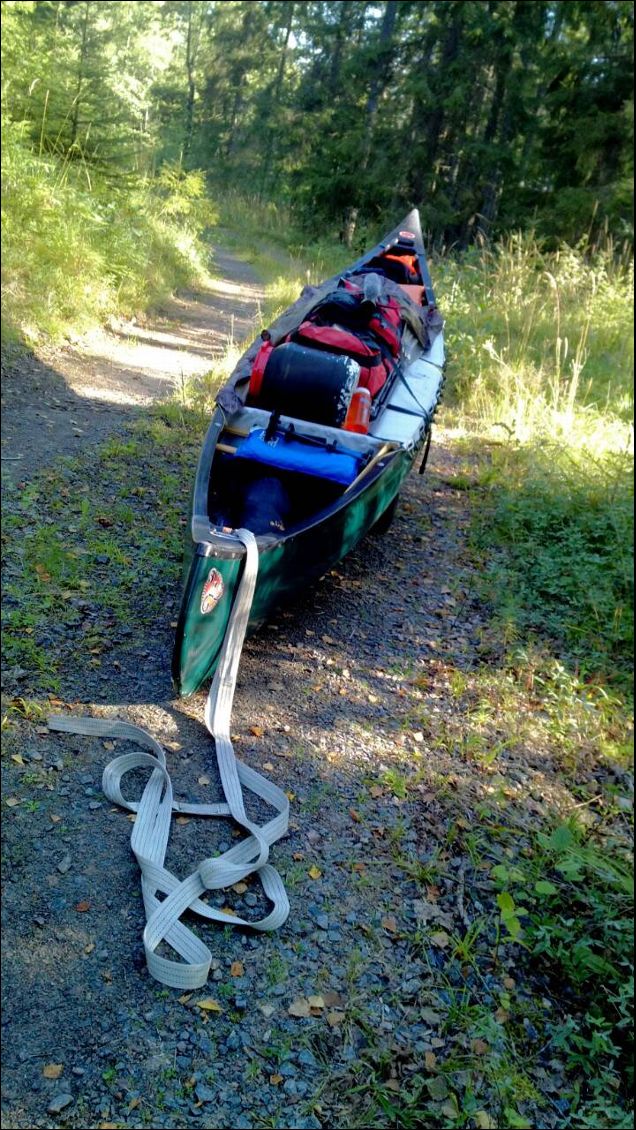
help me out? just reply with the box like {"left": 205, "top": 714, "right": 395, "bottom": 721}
{"left": 172, "top": 209, "right": 445, "bottom": 696}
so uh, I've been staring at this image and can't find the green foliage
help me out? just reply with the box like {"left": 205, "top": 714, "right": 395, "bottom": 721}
{"left": 471, "top": 443, "right": 634, "bottom": 691}
{"left": 2, "top": 0, "right": 634, "bottom": 271}
{"left": 1, "top": 125, "right": 214, "bottom": 343}
{"left": 439, "top": 233, "right": 634, "bottom": 440}
{"left": 437, "top": 233, "right": 634, "bottom": 695}
{"left": 492, "top": 818, "right": 634, "bottom": 1117}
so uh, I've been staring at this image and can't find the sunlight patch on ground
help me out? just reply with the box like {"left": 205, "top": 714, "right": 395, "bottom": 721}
{"left": 204, "top": 277, "right": 265, "bottom": 302}
{"left": 71, "top": 384, "right": 169, "bottom": 407}
{"left": 111, "top": 322, "right": 222, "bottom": 352}
{"left": 78, "top": 333, "right": 217, "bottom": 379}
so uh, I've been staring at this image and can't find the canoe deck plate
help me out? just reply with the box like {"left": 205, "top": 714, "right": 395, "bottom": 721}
{"left": 48, "top": 529, "right": 290, "bottom": 989}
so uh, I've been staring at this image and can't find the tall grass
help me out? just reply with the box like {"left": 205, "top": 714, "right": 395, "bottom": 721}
{"left": 438, "top": 232, "right": 634, "bottom": 447}
{"left": 1, "top": 123, "right": 216, "bottom": 345}
{"left": 436, "top": 233, "right": 634, "bottom": 694}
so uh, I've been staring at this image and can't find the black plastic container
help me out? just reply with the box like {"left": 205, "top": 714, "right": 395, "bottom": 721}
{"left": 257, "top": 342, "right": 360, "bottom": 427}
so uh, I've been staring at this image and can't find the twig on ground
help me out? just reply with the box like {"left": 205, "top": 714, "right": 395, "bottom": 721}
{"left": 456, "top": 859, "right": 471, "bottom": 930}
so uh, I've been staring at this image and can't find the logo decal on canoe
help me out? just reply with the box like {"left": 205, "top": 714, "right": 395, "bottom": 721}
{"left": 200, "top": 568, "right": 224, "bottom": 615}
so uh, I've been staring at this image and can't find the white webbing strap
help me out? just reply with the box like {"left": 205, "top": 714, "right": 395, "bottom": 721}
{"left": 48, "top": 529, "right": 290, "bottom": 989}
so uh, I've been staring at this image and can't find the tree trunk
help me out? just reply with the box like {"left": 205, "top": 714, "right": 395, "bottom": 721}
{"left": 424, "top": 4, "right": 462, "bottom": 176}
{"left": 69, "top": 1, "right": 90, "bottom": 148}
{"left": 184, "top": 1, "right": 201, "bottom": 159}
{"left": 360, "top": 0, "right": 397, "bottom": 171}
{"left": 260, "top": 2, "right": 296, "bottom": 196}
{"left": 344, "top": 0, "right": 397, "bottom": 247}
{"left": 329, "top": 0, "right": 354, "bottom": 96}
{"left": 340, "top": 206, "right": 359, "bottom": 248}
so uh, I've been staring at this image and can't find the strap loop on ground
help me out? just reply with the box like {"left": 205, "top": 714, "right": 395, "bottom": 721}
{"left": 48, "top": 528, "right": 290, "bottom": 989}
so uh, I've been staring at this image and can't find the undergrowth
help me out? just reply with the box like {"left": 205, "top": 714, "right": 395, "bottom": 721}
{"left": 1, "top": 123, "right": 216, "bottom": 345}
{"left": 435, "top": 233, "right": 633, "bottom": 697}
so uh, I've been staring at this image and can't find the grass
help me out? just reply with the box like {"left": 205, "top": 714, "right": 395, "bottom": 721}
{"left": 0, "top": 404, "right": 204, "bottom": 695}
{"left": 436, "top": 232, "right": 633, "bottom": 696}
{"left": 1, "top": 123, "right": 216, "bottom": 345}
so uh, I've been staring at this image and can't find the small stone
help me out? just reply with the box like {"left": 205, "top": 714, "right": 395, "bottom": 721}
{"left": 297, "top": 1050, "right": 318, "bottom": 1068}
{"left": 88, "top": 801, "right": 102, "bottom": 810}
{"left": 402, "top": 979, "right": 422, "bottom": 997}
{"left": 244, "top": 893, "right": 258, "bottom": 908}
{"left": 57, "top": 855, "right": 72, "bottom": 874}
{"left": 47, "top": 1094, "right": 74, "bottom": 1114}
{"left": 195, "top": 1083, "right": 216, "bottom": 1103}
{"left": 315, "top": 914, "right": 329, "bottom": 930}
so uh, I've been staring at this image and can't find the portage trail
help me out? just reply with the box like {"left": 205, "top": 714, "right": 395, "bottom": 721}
{"left": 1, "top": 245, "right": 568, "bottom": 1130}
{"left": 0, "top": 246, "right": 264, "bottom": 482}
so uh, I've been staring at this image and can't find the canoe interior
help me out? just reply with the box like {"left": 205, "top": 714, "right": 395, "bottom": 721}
{"left": 207, "top": 411, "right": 388, "bottom": 539}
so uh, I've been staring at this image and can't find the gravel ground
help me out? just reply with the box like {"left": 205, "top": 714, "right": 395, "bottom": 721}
{"left": 1, "top": 248, "right": 614, "bottom": 1130}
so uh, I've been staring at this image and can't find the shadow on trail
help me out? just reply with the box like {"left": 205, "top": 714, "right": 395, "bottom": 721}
{"left": 1, "top": 349, "right": 150, "bottom": 486}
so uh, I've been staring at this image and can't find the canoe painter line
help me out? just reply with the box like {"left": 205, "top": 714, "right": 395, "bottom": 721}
{"left": 48, "top": 529, "right": 291, "bottom": 990}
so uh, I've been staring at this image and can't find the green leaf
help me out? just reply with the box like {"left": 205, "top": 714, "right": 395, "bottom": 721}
{"left": 504, "top": 1108, "right": 533, "bottom": 1129}
{"left": 497, "top": 891, "right": 516, "bottom": 914}
{"left": 503, "top": 915, "right": 523, "bottom": 939}
{"left": 548, "top": 824, "right": 575, "bottom": 853}
{"left": 491, "top": 864, "right": 510, "bottom": 882}
{"left": 534, "top": 879, "right": 558, "bottom": 896}
{"left": 426, "top": 1076, "right": 449, "bottom": 1101}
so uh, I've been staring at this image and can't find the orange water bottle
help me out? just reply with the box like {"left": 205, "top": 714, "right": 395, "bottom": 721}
{"left": 343, "top": 386, "right": 372, "bottom": 434}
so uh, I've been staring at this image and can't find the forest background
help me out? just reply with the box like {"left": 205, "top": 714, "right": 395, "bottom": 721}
{"left": 1, "top": 0, "right": 633, "bottom": 341}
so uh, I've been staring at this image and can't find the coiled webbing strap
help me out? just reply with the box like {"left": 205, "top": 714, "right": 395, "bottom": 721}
{"left": 48, "top": 529, "right": 290, "bottom": 989}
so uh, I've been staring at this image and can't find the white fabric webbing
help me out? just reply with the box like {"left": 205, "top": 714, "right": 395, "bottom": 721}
{"left": 48, "top": 529, "right": 290, "bottom": 989}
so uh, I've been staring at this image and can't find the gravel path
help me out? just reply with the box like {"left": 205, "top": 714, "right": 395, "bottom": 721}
{"left": 1, "top": 249, "right": 587, "bottom": 1130}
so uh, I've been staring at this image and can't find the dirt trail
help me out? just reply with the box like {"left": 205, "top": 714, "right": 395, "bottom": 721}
{"left": 0, "top": 247, "right": 264, "bottom": 482}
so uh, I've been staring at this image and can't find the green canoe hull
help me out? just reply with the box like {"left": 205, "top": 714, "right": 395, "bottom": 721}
{"left": 172, "top": 446, "right": 413, "bottom": 696}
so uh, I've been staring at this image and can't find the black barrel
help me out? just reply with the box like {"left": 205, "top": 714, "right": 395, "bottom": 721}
{"left": 258, "top": 342, "right": 360, "bottom": 427}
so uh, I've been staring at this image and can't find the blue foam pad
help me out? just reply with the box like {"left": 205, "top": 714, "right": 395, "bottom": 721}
{"left": 234, "top": 429, "right": 361, "bottom": 485}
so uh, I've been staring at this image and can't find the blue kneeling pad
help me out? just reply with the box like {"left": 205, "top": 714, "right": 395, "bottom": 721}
{"left": 235, "top": 428, "right": 362, "bottom": 485}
